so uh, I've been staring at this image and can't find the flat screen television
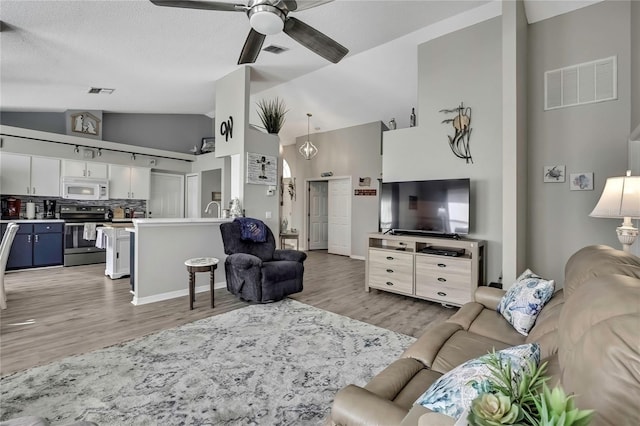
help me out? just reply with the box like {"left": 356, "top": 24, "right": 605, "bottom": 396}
{"left": 379, "top": 178, "right": 470, "bottom": 237}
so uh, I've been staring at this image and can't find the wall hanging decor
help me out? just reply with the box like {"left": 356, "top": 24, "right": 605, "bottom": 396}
{"left": 440, "top": 102, "right": 473, "bottom": 163}
{"left": 570, "top": 172, "right": 594, "bottom": 190}
{"left": 70, "top": 111, "right": 101, "bottom": 137}
{"left": 247, "top": 152, "right": 277, "bottom": 185}
{"left": 288, "top": 178, "right": 296, "bottom": 201}
{"left": 543, "top": 165, "right": 566, "bottom": 183}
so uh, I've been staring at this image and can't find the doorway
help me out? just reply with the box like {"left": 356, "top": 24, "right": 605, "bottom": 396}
{"left": 306, "top": 177, "right": 352, "bottom": 256}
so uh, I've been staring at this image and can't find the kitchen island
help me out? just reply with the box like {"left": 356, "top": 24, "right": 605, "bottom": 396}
{"left": 130, "top": 218, "right": 231, "bottom": 305}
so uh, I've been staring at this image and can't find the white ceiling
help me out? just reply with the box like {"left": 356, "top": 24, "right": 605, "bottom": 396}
{"left": 0, "top": 0, "right": 601, "bottom": 148}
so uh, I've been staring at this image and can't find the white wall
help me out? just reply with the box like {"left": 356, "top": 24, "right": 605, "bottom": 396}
{"left": 285, "top": 121, "right": 383, "bottom": 258}
{"left": 383, "top": 17, "right": 503, "bottom": 285}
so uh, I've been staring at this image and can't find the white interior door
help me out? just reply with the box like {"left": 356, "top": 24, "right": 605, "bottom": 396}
{"left": 149, "top": 172, "right": 184, "bottom": 218}
{"left": 328, "top": 178, "right": 351, "bottom": 256}
{"left": 185, "top": 173, "right": 200, "bottom": 218}
{"left": 308, "top": 181, "right": 328, "bottom": 250}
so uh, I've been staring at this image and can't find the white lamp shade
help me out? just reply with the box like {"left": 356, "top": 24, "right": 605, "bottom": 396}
{"left": 590, "top": 175, "right": 640, "bottom": 218}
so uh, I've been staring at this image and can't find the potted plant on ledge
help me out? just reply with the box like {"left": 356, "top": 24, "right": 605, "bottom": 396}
{"left": 256, "top": 97, "right": 288, "bottom": 134}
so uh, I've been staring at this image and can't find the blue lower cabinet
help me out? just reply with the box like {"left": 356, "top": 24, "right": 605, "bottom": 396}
{"left": 2, "top": 222, "right": 64, "bottom": 270}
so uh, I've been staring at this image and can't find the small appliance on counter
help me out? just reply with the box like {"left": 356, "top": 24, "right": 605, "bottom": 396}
{"left": 44, "top": 199, "right": 57, "bottom": 218}
{"left": 2, "top": 197, "right": 21, "bottom": 219}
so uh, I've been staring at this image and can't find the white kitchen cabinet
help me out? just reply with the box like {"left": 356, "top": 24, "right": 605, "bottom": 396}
{"left": 31, "top": 157, "right": 61, "bottom": 196}
{"left": 104, "top": 227, "right": 130, "bottom": 279}
{"left": 62, "top": 160, "right": 108, "bottom": 179}
{"left": 109, "top": 165, "right": 150, "bottom": 200}
{"left": 0, "top": 153, "right": 60, "bottom": 196}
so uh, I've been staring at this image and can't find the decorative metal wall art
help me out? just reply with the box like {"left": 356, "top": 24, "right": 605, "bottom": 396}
{"left": 440, "top": 102, "right": 473, "bottom": 164}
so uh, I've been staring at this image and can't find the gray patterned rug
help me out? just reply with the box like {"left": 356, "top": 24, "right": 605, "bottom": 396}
{"left": 0, "top": 299, "right": 415, "bottom": 425}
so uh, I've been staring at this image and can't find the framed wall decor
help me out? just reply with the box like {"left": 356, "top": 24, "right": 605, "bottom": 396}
{"left": 570, "top": 172, "right": 594, "bottom": 191}
{"left": 247, "top": 152, "right": 277, "bottom": 185}
{"left": 543, "top": 165, "right": 565, "bottom": 182}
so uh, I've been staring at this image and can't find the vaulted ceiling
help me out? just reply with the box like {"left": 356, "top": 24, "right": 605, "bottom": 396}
{"left": 0, "top": 0, "right": 601, "bottom": 147}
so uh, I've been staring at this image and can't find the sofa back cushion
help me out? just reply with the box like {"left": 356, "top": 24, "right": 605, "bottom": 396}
{"left": 525, "top": 289, "right": 564, "bottom": 359}
{"left": 558, "top": 273, "right": 640, "bottom": 426}
{"left": 564, "top": 245, "right": 640, "bottom": 298}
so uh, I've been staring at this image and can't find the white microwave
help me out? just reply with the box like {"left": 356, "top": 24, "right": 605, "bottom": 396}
{"left": 61, "top": 177, "right": 109, "bottom": 200}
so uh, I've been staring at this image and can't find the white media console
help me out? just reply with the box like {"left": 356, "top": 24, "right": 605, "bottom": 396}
{"left": 365, "top": 232, "right": 486, "bottom": 307}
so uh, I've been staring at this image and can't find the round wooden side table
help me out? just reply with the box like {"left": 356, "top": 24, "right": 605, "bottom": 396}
{"left": 184, "top": 257, "right": 219, "bottom": 310}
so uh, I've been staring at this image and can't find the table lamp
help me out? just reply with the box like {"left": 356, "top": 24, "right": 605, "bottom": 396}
{"left": 589, "top": 170, "right": 640, "bottom": 252}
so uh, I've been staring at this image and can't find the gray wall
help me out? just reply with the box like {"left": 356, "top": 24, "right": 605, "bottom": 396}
{"left": 1, "top": 111, "right": 212, "bottom": 154}
{"left": 632, "top": 0, "right": 640, "bottom": 131}
{"left": 383, "top": 17, "right": 503, "bottom": 284}
{"left": 286, "top": 121, "right": 383, "bottom": 258}
{"left": 527, "top": 0, "right": 632, "bottom": 285}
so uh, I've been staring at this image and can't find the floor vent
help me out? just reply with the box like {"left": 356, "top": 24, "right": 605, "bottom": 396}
{"left": 544, "top": 56, "right": 616, "bottom": 110}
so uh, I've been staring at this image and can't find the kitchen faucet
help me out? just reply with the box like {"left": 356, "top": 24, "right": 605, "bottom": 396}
{"left": 204, "top": 201, "right": 221, "bottom": 218}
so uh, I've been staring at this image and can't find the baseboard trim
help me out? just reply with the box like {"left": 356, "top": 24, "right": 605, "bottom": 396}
{"left": 132, "top": 281, "right": 226, "bottom": 305}
{"left": 350, "top": 255, "right": 365, "bottom": 261}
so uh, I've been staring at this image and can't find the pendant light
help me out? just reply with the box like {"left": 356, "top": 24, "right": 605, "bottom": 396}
{"left": 299, "top": 113, "right": 318, "bottom": 160}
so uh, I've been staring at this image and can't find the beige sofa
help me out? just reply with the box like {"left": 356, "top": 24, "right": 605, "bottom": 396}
{"left": 330, "top": 245, "right": 640, "bottom": 426}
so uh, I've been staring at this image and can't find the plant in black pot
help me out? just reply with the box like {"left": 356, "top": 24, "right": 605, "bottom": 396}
{"left": 256, "top": 97, "right": 288, "bottom": 134}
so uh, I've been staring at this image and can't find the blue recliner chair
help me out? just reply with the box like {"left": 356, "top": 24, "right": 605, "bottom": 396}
{"left": 220, "top": 218, "right": 307, "bottom": 303}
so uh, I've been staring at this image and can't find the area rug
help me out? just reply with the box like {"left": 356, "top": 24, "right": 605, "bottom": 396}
{"left": 0, "top": 299, "right": 416, "bottom": 425}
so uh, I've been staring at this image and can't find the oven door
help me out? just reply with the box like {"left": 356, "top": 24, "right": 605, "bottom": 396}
{"left": 64, "top": 223, "right": 106, "bottom": 254}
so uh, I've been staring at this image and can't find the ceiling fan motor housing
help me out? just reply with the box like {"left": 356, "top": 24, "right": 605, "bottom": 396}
{"left": 247, "top": 0, "right": 286, "bottom": 35}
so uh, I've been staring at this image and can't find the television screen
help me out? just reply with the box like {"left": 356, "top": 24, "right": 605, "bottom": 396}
{"left": 379, "top": 178, "right": 470, "bottom": 236}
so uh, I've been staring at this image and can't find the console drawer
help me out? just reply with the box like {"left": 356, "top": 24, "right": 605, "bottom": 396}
{"left": 415, "top": 280, "right": 469, "bottom": 305}
{"left": 368, "top": 249, "right": 413, "bottom": 294}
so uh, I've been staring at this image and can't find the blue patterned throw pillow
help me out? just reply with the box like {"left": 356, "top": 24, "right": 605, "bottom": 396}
{"left": 496, "top": 269, "right": 555, "bottom": 336}
{"left": 415, "top": 343, "right": 540, "bottom": 420}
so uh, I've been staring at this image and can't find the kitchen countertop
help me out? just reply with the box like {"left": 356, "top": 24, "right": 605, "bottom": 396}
{"left": 133, "top": 218, "right": 231, "bottom": 225}
{"left": 0, "top": 219, "right": 64, "bottom": 224}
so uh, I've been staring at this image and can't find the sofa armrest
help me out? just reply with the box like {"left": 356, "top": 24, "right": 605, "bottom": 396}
{"left": 401, "top": 322, "right": 462, "bottom": 368}
{"left": 331, "top": 384, "right": 408, "bottom": 426}
{"left": 474, "top": 286, "right": 506, "bottom": 310}
{"left": 226, "top": 253, "right": 262, "bottom": 269}
{"left": 273, "top": 249, "right": 307, "bottom": 263}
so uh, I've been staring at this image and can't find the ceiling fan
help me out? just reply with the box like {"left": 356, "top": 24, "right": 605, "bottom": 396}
{"left": 149, "top": 0, "right": 349, "bottom": 65}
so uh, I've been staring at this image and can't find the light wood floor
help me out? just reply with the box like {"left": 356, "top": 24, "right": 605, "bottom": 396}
{"left": 0, "top": 251, "right": 456, "bottom": 376}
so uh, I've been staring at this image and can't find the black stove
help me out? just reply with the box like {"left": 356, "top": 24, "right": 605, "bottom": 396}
{"left": 60, "top": 205, "right": 108, "bottom": 223}
{"left": 60, "top": 205, "right": 108, "bottom": 266}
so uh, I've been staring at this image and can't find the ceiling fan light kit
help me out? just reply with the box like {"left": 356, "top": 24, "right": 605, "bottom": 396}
{"left": 149, "top": 0, "right": 348, "bottom": 64}
{"left": 249, "top": 4, "right": 284, "bottom": 35}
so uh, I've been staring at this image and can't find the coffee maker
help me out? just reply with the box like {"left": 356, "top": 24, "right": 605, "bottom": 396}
{"left": 2, "top": 197, "right": 21, "bottom": 219}
{"left": 43, "top": 200, "right": 57, "bottom": 218}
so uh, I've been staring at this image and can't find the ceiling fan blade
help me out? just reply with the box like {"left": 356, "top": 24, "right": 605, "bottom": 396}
{"left": 238, "top": 29, "right": 266, "bottom": 64}
{"left": 292, "top": 0, "right": 333, "bottom": 12}
{"left": 283, "top": 17, "right": 348, "bottom": 64}
{"left": 149, "top": 0, "right": 245, "bottom": 12}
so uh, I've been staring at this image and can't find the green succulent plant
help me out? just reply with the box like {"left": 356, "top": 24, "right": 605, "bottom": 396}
{"left": 467, "top": 351, "right": 593, "bottom": 426}
{"left": 256, "top": 97, "right": 288, "bottom": 134}
{"left": 468, "top": 392, "right": 524, "bottom": 426}
{"left": 533, "top": 384, "right": 593, "bottom": 426}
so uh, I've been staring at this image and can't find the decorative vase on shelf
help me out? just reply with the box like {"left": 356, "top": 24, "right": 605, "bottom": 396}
{"left": 389, "top": 118, "right": 397, "bottom": 130}
{"left": 410, "top": 108, "right": 416, "bottom": 127}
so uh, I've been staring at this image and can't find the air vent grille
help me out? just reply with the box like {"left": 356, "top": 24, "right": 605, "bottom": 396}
{"left": 263, "top": 45, "right": 288, "bottom": 54}
{"left": 544, "top": 56, "right": 616, "bottom": 110}
{"left": 88, "top": 87, "right": 115, "bottom": 94}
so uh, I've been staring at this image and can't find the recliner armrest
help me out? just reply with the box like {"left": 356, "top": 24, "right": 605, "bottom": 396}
{"left": 401, "top": 322, "right": 462, "bottom": 368}
{"left": 331, "top": 384, "right": 408, "bottom": 426}
{"left": 273, "top": 249, "right": 307, "bottom": 263}
{"left": 226, "top": 253, "right": 262, "bottom": 269}
{"left": 474, "top": 286, "right": 506, "bottom": 310}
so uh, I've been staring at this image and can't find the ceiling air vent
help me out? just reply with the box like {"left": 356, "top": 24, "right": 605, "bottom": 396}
{"left": 88, "top": 87, "right": 115, "bottom": 94}
{"left": 263, "top": 45, "right": 289, "bottom": 54}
